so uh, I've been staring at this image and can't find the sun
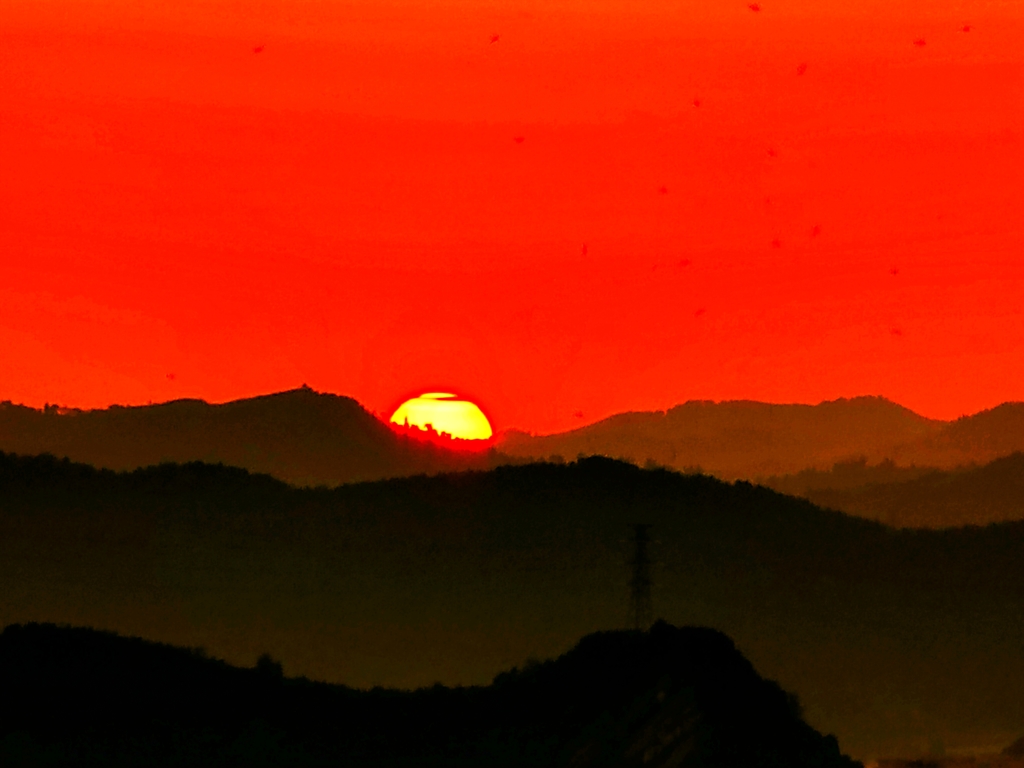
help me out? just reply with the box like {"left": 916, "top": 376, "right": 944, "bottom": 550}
{"left": 389, "top": 393, "right": 493, "bottom": 441}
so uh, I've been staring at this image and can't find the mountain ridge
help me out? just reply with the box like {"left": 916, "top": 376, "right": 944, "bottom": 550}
{"left": 1, "top": 451, "right": 1022, "bottom": 758}
{"left": 4, "top": 389, "right": 1024, "bottom": 509}
{"left": 0, "top": 620, "right": 859, "bottom": 767}
{"left": 763, "top": 452, "right": 1024, "bottom": 528}
{"left": 0, "top": 387, "right": 493, "bottom": 487}
{"left": 497, "top": 396, "right": 1024, "bottom": 479}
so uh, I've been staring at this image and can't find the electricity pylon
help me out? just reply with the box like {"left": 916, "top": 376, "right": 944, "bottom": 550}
{"left": 629, "top": 523, "right": 654, "bottom": 631}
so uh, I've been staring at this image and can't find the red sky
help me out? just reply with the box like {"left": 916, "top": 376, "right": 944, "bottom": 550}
{"left": 2, "top": 0, "right": 1022, "bottom": 434}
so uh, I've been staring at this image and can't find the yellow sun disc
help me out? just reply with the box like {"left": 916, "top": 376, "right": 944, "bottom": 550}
{"left": 390, "top": 393, "right": 493, "bottom": 440}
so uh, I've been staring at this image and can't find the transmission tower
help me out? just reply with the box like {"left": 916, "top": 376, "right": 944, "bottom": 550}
{"left": 628, "top": 524, "right": 654, "bottom": 631}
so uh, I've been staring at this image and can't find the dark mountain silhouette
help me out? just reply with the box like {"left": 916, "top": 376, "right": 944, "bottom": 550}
{"left": 761, "top": 458, "right": 941, "bottom": 497}
{"left": 1, "top": 452, "right": 1022, "bottom": 759}
{"left": 877, "top": 756, "right": 1024, "bottom": 768}
{"left": 0, "top": 621, "right": 858, "bottom": 767}
{"left": 497, "top": 397, "right": 943, "bottom": 479}
{"left": 0, "top": 387, "right": 494, "bottom": 487}
{"left": 1006, "top": 735, "right": 1024, "bottom": 757}
{"left": 497, "top": 397, "right": 1024, "bottom": 480}
{"left": 7, "top": 390, "right": 1023, "bottom": 496}
{"left": 918, "top": 403, "right": 1024, "bottom": 463}
{"left": 877, "top": 749, "right": 1024, "bottom": 768}
{"left": 764, "top": 453, "right": 1024, "bottom": 528}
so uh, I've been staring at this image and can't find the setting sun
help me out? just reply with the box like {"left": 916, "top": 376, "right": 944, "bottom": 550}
{"left": 389, "top": 393, "right": 493, "bottom": 441}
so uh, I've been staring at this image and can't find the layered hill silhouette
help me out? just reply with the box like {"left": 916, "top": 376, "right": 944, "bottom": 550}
{"left": 763, "top": 453, "right": 1024, "bottom": 528}
{"left": 1, "top": 452, "right": 1022, "bottom": 758}
{"left": 0, "top": 387, "right": 494, "bottom": 487}
{"left": 0, "top": 621, "right": 859, "bottom": 767}
{"left": 6, "top": 390, "right": 1023, "bottom": 495}
{"left": 762, "top": 458, "right": 941, "bottom": 497}
{"left": 497, "top": 397, "right": 1024, "bottom": 480}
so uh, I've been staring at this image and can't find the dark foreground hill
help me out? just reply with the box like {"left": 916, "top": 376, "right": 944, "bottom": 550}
{"left": 1007, "top": 735, "right": 1024, "bottom": 757}
{"left": 1, "top": 452, "right": 1022, "bottom": 758}
{"left": 764, "top": 453, "right": 1024, "bottom": 528}
{"left": 0, "top": 621, "right": 859, "bottom": 767}
{"left": 0, "top": 387, "right": 493, "bottom": 487}
{"left": 498, "top": 398, "right": 1024, "bottom": 481}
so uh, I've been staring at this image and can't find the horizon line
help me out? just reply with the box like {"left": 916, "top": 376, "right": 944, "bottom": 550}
{"left": 3, "top": 387, "right": 1021, "bottom": 437}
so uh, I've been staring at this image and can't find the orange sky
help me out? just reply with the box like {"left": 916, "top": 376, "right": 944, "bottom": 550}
{"left": 2, "top": 0, "right": 1022, "bottom": 434}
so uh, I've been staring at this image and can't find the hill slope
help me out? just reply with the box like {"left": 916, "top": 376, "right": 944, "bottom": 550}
{"left": 498, "top": 397, "right": 943, "bottom": 479}
{"left": 497, "top": 397, "right": 1024, "bottom": 480}
{"left": 7, "top": 391, "right": 1023, "bottom": 494}
{"left": 1, "top": 452, "right": 1022, "bottom": 759}
{"left": 0, "top": 621, "right": 859, "bottom": 767}
{"left": 1007, "top": 735, "right": 1024, "bottom": 758}
{"left": 765, "top": 452, "right": 1024, "bottom": 528}
{"left": 930, "top": 403, "right": 1024, "bottom": 461}
{"left": 0, "top": 387, "right": 491, "bottom": 486}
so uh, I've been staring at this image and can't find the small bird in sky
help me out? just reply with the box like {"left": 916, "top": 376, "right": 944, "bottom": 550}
{"left": 678, "top": 258, "right": 692, "bottom": 268}
{"left": 513, "top": 136, "right": 525, "bottom": 143}
{"left": 767, "top": 148, "right": 777, "bottom": 157}
{"left": 694, "top": 308, "right": 706, "bottom": 317}
{"left": 490, "top": 34, "right": 499, "bottom": 43}
{"left": 166, "top": 373, "right": 176, "bottom": 380}
{"left": 771, "top": 238, "right": 782, "bottom": 248}
{"left": 573, "top": 410, "right": 584, "bottom": 418}
{"left": 913, "top": 38, "right": 927, "bottom": 46}
{"left": 582, "top": 243, "right": 588, "bottom": 256}
{"left": 748, "top": 3, "right": 761, "bottom": 11}
{"left": 891, "top": 327, "right": 903, "bottom": 336}
{"left": 253, "top": 44, "right": 264, "bottom": 53}
{"left": 810, "top": 224, "right": 821, "bottom": 237}
{"left": 796, "top": 62, "right": 807, "bottom": 75}
{"left": 890, "top": 267, "right": 900, "bottom": 276}
{"left": 961, "top": 24, "right": 972, "bottom": 32}
{"left": 693, "top": 97, "right": 702, "bottom": 108}
{"left": 658, "top": 185, "right": 668, "bottom": 194}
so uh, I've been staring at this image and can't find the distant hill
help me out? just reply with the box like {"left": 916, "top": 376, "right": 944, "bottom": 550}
{"left": 8, "top": 391, "right": 1022, "bottom": 493}
{"left": 1, "top": 452, "right": 1022, "bottom": 759}
{"left": 497, "top": 397, "right": 1024, "bottom": 480}
{"left": 0, "top": 387, "right": 494, "bottom": 486}
{"left": 917, "top": 403, "right": 1024, "bottom": 464}
{"left": 761, "top": 457, "right": 940, "bottom": 495}
{"left": 0, "top": 621, "right": 858, "bottom": 767}
{"left": 763, "top": 453, "right": 1024, "bottom": 528}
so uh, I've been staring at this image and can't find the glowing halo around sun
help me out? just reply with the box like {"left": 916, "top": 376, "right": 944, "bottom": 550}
{"left": 389, "top": 393, "right": 493, "bottom": 441}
